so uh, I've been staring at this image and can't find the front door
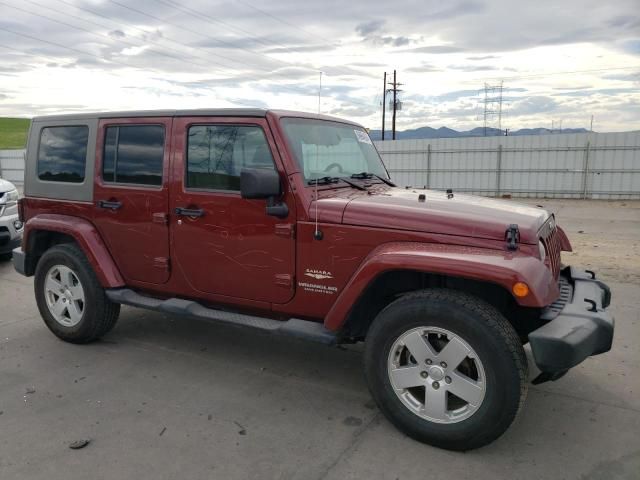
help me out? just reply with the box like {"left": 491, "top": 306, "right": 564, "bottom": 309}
{"left": 170, "top": 117, "right": 295, "bottom": 304}
{"left": 93, "top": 118, "right": 172, "bottom": 285}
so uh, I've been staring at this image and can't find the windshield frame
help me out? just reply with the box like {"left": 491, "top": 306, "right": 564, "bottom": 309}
{"left": 279, "top": 116, "right": 391, "bottom": 188}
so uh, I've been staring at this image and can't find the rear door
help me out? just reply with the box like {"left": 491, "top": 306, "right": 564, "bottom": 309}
{"left": 93, "top": 117, "right": 172, "bottom": 285}
{"left": 169, "top": 116, "right": 295, "bottom": 303}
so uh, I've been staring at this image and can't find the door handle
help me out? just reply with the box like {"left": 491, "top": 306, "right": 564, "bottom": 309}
{"left": 174, "top": 207, "right": 205, "bottom": 217}
{"left": 97, "top": 200, "right": 122, "bottom": 210}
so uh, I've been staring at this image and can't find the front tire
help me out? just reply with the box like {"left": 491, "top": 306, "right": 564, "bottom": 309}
{"left": 34, "top": 243, "right": 120, "bottom": 343}
{"left": 364, "top": 289, "right": 527, "bottom": 451}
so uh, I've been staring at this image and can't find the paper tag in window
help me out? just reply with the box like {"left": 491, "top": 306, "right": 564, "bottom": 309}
{"left": 354, "top": 130, "right": 373, "bottom": 145}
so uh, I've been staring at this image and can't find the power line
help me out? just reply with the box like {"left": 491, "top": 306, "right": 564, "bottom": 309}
{"left": 0, "top": 1, "right": 378, "bottom": 111}
{"left": 149, "top": 0, "right": 360, "bottom": 79}
{"left": 102, "top": 0, "right": 373, "bottom": 108}
{"left": 463, "top": 66, "right": 639, "bottom": 84}
{"left": 151, "top": 0, "right": 290, "bottom": 53}
{"left": 106, "top": 0, "right": 273, "bottom": 72}
{"left": 235, "top": 0, "right": 335, "bottom": 47}
{"left": 0, "top": 1, "right": 215, "bottom": 72}
{"left": 0, "top": 4, "right": 313, "bottom": 101}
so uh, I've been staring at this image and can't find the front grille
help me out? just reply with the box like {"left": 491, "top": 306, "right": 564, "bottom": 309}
{"left": 541, "top": 220, "right": 562, "bottom": 279}
{"left": 541, "top": 275, "right": 572, "bottom": 321}
{"left": 0, "top": 226, "right": 9, "bottom": 247}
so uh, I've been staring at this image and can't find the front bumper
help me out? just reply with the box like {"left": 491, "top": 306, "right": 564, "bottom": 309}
{"left": 528, "top": 266, "right": 614, "bottom": 383}
{"left": 0, "top": 211, "right": 23, "bottom": 254}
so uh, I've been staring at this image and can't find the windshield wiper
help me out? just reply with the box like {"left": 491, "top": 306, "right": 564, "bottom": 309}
{"left": 307, "top": 176, "right": 366, "bottom": 191}
{"left": 351, "top": 172, "right": 396, "bottom": 187}
{"left": 338, "top": 177, "right": 367, "bottom": 191}
{"left": 307, "top": 176, "right": 339, "bottom": 186}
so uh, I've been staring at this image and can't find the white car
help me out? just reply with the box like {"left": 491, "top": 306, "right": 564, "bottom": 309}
{"left": 0, "top": 178, "right": 22, "bottom": 258}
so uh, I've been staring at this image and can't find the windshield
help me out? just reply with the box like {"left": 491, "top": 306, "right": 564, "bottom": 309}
{"left": 280, "top": 118, "right": 389, "bottom": 183}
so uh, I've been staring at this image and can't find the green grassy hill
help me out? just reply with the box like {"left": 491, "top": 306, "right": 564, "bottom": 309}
{"left": 0, "top": 118, "right": 31, "bottom": 149}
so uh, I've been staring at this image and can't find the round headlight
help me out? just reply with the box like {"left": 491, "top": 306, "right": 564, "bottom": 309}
{"left": 13, "top": 220, "right": 23, "bottom": 231}
{"left": 538, "top": 240, "right": 546, "bottom": 261}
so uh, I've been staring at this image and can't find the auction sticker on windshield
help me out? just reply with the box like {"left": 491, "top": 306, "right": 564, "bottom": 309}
{"left": 354, "top": 129, "right": 373, "bottom": 145}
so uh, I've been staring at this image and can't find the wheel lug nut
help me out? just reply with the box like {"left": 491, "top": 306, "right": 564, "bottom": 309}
{"left": 420, "top": 371, "right": 428, "bottom": 378}
{"left": 432, "top": 381, "right": 440, "bottom": 389}
{"left": 445, "top": 376, "right": 452, "bottom": 384}
{"left": 440, "top": 362, "right": 447, "bottom": 368}
{"left": 426, "top": 359, "right": 432, "bottom": 365}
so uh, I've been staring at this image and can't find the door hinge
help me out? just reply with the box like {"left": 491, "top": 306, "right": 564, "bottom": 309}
{"left": 274, "top": 274, "right": 293, "bottom": 288}
{"left": 275, "top": 223, "right": 295, "bottom": 238}
{"left": 152, "top": 212, "right": 169, "bottom": 225}
{"left": 153, "top": 257, "right": 170, "bottom": 271}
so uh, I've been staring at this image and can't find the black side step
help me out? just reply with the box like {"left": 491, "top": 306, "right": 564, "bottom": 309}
{"left": 106, "top": 288, "right": 337, "bottom": 345}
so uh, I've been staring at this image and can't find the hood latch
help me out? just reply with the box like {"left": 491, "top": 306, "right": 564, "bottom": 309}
{"left": 505, "top": 224, "right": 520, "bottom": 251}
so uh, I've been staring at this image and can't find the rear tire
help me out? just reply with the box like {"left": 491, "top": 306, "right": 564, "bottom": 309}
{"left": 34, "top": 243, "right": 120, "bottom": 343}
{"left": 364, "top": 289, "right": 527, "bottom": 451}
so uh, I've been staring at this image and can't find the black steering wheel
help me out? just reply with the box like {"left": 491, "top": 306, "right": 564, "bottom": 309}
{"left": 324, "top": 163, "right": 344, "bottom": 173}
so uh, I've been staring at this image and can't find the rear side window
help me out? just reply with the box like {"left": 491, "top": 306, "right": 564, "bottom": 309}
{"left": 103, "top": 125, "right": 164, "bottom": 186}
{"left": 38, "top": 126, "right": 89, "bottom": 182}
{"left": 186, "top": 125, "right": 275, "bottom": 191}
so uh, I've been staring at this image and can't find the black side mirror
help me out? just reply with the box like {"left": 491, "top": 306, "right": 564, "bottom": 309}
{"left": 240, "top": 168, "right": 281, "bottom": 199}
{"left": 240, "top": 168, "right": 288, "bottom": 219}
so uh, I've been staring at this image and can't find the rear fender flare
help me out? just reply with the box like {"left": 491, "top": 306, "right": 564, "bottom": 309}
{"left": 323, "top": 242, "right": 557, "bottom": 332}
{"left": 24, "top": 214, "right": 125, "bottom": 287}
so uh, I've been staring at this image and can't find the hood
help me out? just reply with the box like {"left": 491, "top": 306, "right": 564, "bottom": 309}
{"left": 338, "top": 188, "right": 549, "bottom": 244}
{"left": 0, "top": 178, "right": 16, "bottom": 194}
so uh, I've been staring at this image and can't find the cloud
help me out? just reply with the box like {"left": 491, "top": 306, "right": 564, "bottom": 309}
{"left": 0, "top": 0, "right": 638, "bottom": 131}
{"left": 467, "top": 55, "right": 498, "bottom": 60}
{"left": 401, "top": 45, "right": 465, "bottom": 54}
{"left": 405, "top": 63, "right": 441, "bottom": 73}
{"left": 356, "top": 20, "right": 385, "bottom": 37}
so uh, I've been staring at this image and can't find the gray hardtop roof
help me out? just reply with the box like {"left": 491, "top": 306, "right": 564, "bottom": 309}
{"left": 30, "top": 108, "right": 363, "bottom": 127}
{"left": 31, "top": 108, "right": 267, "bottom": 122}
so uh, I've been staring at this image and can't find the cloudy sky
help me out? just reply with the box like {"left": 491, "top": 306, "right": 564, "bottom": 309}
{"left": 0, "top": 0, "right": 638, "bottom": 132}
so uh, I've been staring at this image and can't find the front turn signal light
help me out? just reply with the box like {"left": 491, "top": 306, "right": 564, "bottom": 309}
{"left": 512, "top": 282, "right": 529, "bottom": 297}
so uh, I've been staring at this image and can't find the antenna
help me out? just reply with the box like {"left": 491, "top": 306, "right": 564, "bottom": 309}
{"left": 318, "top": 71, "right": 322, "bottom": 114}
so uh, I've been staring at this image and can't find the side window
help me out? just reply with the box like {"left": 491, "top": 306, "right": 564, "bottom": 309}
{"left": 103, "top": 125, "right": 164, "bottom": 186}
{"left": 186, "top": 125, "right": 275, "bottom": 191}
{"left": 38, "top": 126, "right": 89, "bottom": 182}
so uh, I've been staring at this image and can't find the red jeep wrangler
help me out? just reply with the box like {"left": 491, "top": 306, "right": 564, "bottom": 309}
{"left": 13, "top": 109, "right": 614, "bottom": 450}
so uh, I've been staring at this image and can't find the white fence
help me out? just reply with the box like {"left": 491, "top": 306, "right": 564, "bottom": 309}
{"left": 2, "top": 131, "right": 640, "bottom": 198}
{"left": 0, "top": 149, "right": 25, "bottom": 186}
{"left": 375, "top": 132, "right": 640, "bottom": 199}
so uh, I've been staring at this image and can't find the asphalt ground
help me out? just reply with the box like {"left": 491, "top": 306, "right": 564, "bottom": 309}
{"left": 0, "top": 199, "right": 638, "bottom": 480}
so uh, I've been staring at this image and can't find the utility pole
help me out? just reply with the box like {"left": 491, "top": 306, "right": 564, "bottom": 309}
{"left": 590, "top": 115, "right": 594, "bottom": 132}
{"left": 381, "top": 72, "right": 387, "bottom": 141}
{"left": 387, "top": 70, "right": 402, "bottom": 140}
{"left": 392, "top": 70, "right": 397, "bottom": 140}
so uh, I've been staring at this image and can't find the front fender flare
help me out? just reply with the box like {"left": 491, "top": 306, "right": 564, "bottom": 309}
{"left": 323, "top": 242, "right": 558, "bottom": 332}
{"left": 24, "top": 214, "right": 125, "bottom": 288}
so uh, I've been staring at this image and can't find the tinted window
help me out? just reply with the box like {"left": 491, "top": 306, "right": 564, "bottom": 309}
{"left": 103, "top": 125, "right": 164, "bottom": 186}
{"left": 187, "top": 125, "right": 274, "bottom": 190}
{"left": 38, "top": 126, "right": 89, "bottom": 182}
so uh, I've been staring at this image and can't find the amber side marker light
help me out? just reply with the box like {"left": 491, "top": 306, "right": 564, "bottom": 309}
{"left": 512, "top": 282, "right": 529, "bottom": 297}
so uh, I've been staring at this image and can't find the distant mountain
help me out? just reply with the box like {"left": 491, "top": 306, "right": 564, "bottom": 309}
{"left": 368, "top": 126, "right": 590, "bottom": 141}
